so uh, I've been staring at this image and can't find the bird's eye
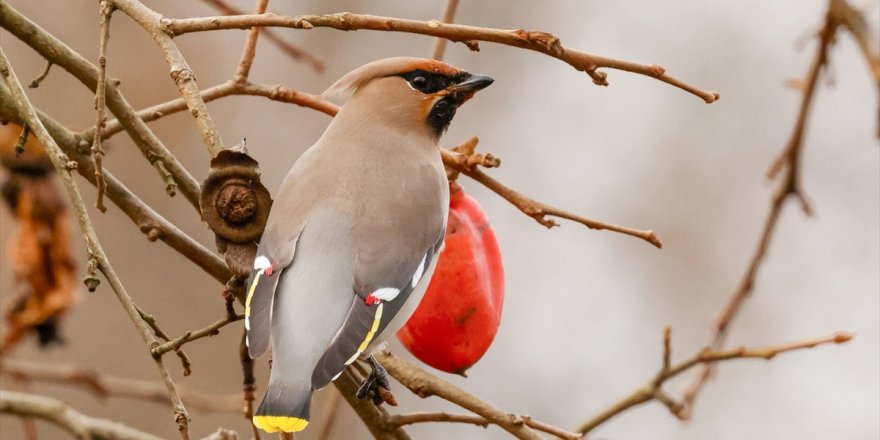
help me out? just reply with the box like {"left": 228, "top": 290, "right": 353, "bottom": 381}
{"left": 412, "top": 76, "right": 428, "bottom": 90}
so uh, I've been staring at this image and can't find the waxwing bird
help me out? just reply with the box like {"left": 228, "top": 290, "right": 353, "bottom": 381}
{"left": 245, "top": 57, "right": 494, "bottom": 433}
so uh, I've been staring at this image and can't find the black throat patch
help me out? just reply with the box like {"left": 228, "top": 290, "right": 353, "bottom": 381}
{"left": 426, "top": 97, "right": 457, "bottom": 137}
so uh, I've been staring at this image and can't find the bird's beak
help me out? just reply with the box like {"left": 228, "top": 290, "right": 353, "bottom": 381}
{"left": 447, "top": 73, "right": 494, "bottom": 103}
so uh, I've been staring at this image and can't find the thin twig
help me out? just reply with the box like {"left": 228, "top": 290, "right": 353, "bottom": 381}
{"left": 377, "top": 351, "right": 542, "bottom": 440}
{"left": 27, "top": 60, "right": 52, "bottom": 88}
{"left": 90, "top": 80, "right": 337, "bottom": 141}
{"left": 575, "top": 330, "right": 853, "bottom": 434}
{"left": 92, "top": 0, "right": 113, "bottom": 213}
{"left": 232, "top": 0, "right": 268, "bottom": 83}
{"left": 1, "top": 390, "right": 164, "bottom": 440}
{"left": 431, "top": 0, "right": 459, "bottom": 61}
{"left": 831, "top": 0, "right": 880, "bottom": 121}
{"left": 151, "top": 314, "right": 243, "bottom": 357}
{"left": 0, "top": 45, "right": 191, "bottom": 440}
{"left": 0, "top": 359, "right": 242, "bottom": 413}
{"left": 442, "top": 138, "right": 663, "bottom": 248}
{"left": 388, "top": 411, "right": 583, "bottom": 440}
{"left": 199, "top": 0, "right": 324, "bottom": 72}
{"left": 167, "top": 12, "right": 720, "bottom": 103}
{"left": 138, "top": 307, "right": 194, "bottom": 377}
{"left": 389, "top": 411, "right": 489, "bottom": 428}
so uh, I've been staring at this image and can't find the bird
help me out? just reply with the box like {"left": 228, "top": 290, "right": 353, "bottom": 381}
{"left": 244, "top": 57, "right": 494, "bottom": 434}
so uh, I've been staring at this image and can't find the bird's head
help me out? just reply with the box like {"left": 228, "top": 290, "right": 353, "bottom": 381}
{"left": 323, "top": 57, "right": 494, "bottom": 139}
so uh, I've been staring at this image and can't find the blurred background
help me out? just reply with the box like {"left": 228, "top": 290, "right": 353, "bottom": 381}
{"left": 1, "top": 1, "right": 878, "bottom": 439}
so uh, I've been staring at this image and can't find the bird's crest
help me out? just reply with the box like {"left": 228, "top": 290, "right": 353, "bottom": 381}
{"left": 322, "top": 57, "right": 461, "bottom": 102}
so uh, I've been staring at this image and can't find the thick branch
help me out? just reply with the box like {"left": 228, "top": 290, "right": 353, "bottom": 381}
{"left": 110, "top": 0, "right": 225, "bottom": 156}
{"left": 1, "top": 390, "right": 163, "bottom": 440}
{"left": 0, "top": 1, "right": 201, "bottom": 206}
{"left": 165, "top": 12, "right": 719, "bottom": 103}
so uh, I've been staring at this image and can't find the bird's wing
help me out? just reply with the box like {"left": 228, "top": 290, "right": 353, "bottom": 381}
{"left": 245, "top": 219, "right": 305, "bottom": 359}
{"left": 310, "top": 235, "right": 444, "bottom": 388}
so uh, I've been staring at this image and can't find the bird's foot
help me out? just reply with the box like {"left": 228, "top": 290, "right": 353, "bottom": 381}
{"left": 356, "top": 356, "right": 398, "bottom": 406}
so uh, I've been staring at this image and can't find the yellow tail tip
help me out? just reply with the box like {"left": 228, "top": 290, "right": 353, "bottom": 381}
{"left": 253, "top": 415, "right": 309, "bottom": 433}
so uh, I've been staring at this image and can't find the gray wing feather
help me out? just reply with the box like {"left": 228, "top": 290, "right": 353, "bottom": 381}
{"left": 245, "top": 267, "right": 282, "bottom": 359}
{"left": 310, "top": 237, "right": 443, "bottom": 388}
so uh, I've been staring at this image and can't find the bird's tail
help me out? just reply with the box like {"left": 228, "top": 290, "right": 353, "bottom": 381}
{"left": 253, "top": 376, "right": 313, "bottom": 433}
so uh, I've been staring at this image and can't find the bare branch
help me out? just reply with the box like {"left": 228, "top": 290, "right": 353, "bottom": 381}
{"left": 152, "top": 314, "right": 243, "bottom": 357}
{"left": 200, "top": 0, "right": 324, "bottom": 72}
{"left": 27, "top": 60, "right": 52, "bottom": 88}
{"left": 442, "top": 138, "right": 663, "bottom": 248}
{"left": 165, "top": 12, "right": 720, "bottom": 103}
{"left": 92, "top": 80, "right": 336, "bottom": 141}
{"left": 389, "top": 411, "right": 489, "bottom": 428}
{"left": 110, "top": 0, "right": 226, "bottom": 156}
{"left": 92, "top": 0, "right": 113, "bottom": 213}
{"left": 1, "top": 359, "right": 242, "bottom": 413}
{"left": 678, "top": 0, "right": 862, "bottom": 415}
{"left": 575, "top": 331, "right": 853, "bottom": 434}
{"left": 0, "top": 88, "right": 232, "bottom": 283}
{"left": 1, "top": 390, "right": 164, "bottom": 440}
{"left": 0, "top": 2, "right": 201, "bottom": 205}
{"left": 377, "top": 351, "right": 542, "bottom": 440}
{"left": 0, "top": 46, "right": 192, "bottom": 439}
{"left": 232, "top": 0, "right": 269, "bottom": 85}
{"left": 431, "top": 0, "right": 459, "bottom": 61}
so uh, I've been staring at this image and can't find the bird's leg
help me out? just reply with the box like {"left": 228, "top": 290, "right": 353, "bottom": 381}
{"left": 356, "top": 355, "right": 398, "bottom": 406}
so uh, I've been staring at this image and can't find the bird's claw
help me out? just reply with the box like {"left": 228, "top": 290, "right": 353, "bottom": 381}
{"left": 356, "top": 356, "right": 398, "bottom": 406}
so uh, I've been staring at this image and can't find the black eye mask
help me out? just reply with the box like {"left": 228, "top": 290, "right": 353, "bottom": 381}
{"left": 398, "top": 70, "right": 465, "bottom": 94}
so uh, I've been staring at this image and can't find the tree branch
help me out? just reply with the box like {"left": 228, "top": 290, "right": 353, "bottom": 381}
{"left": 110, "top": 0, "right": 226, "bottom": 156}
{"left": 0, "top": 1, "right": 201, "bottom": 206}
{"left": 430, "top": 0, "right": 459, "bottom": 61}
{"left": 1, "top": 390, "right": 164, "bottom": 440}
{"left": 90, "top": 80, "right": 336, "bottom": 141}
{"left": 0, "top": 359, "right": 242, "bottom": 413}
{"left": 165, "top": 12, "right": 719, "bottom": 103}
{"left": 91, "top": 0, "right": 113, "bottom": 213}
{"left": 678, "top": 0, "right": 860, "bottom": 415}
{"left": 231, "top": 0, "right": 268, "bottom": 84}
{"left": 0, "top": 86, "right": 232, "bottom": 283}
{"left": 199, "top": 0, "right": 324, "bottom": 72}
{"left": 442, "top": 138, "right": 663, "bottom": 248}
{"left": 0, "top": 48, "right": 191, "bottom": 439}
{"left": 151, "top": 314, "right": 243, "bottom": 357}
{"left": 377, "top": 351, "right": 543, "bottom": 440}
{"left": 575, "top": 330, "right": 853, "bottom": 434}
